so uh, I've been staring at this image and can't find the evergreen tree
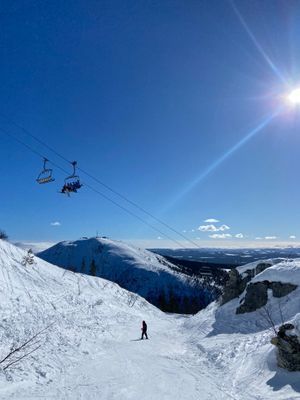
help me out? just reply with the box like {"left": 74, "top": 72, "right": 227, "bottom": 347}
{"left": 168, "top": 288, "right": 179, "bottom": 313}
{"left": 90, "top": 259, "right": 97, "bottom": 276}
{"left": 81, "top": 258, "right": 86, "bottom": 273}
{"left": 158, "top": 290, "right": 167, "bottom": 311}
{"left": 0, "top": 230, "right": 8, "bottom": 240}
{"left": 183, "top": 295, "right": 190, "bottom": 314}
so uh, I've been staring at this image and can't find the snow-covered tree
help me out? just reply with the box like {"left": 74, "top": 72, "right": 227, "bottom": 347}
{"left": 21, "top": 249, "right": 35, "bottom": 266}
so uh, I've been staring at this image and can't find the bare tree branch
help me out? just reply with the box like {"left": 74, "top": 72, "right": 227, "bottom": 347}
{"left": 258, "top": 304, "right": 278, "bottom": 335}
{"left": 0, "top": 323, "right": 54, "bottom": 367}
{"left": 3, "top": 344, "right": 42, "bottom": 371}
{"left": 278, "top": 298, "right": 284, "bottom": 326}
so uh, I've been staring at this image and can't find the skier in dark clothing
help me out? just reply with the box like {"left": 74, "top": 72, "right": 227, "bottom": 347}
{"left": 141, "top": 320, "right": 148, "bottom": 340}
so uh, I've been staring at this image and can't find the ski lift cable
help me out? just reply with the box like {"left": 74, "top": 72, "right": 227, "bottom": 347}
{"left": 78, "top": 167, "right": 201, "bottom": 248}
{"left": 0, "top": 127, "right": 187, "bottom": 249}
{"left": 83, "top": 183, "right": 185, "bottom": 248}
{"left": 0, "top": 115, "right": 200, "bottom": 248}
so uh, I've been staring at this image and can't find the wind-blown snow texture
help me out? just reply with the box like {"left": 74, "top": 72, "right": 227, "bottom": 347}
{"left": 1, "top": 240, "right": 300, "bottom": 399}
{"left": 38, "top": 238, "right": 216, "bottom": 313}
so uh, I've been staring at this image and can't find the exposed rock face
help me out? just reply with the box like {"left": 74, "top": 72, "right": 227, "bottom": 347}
{"left": 272, "top": 282, "right": 297, "bottom": 298}
{"left": 221, "top": 269, "right": 245, "bottom": 305}
{"left": 236, "top": 282, "right": 268, "bottom": 313}
{"left": 236, "top": 281, "right": 297, "bottom": 314}
{"left": 271, "top": 323, "right": 300, "bottom": 371}
{"left": 221, "top": 262, "right": 272, "bottom": 305}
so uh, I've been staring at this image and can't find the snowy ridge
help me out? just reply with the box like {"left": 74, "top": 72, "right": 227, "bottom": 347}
{"left": 252, "top": 258, "right": 300, "bottom": 285}
{"left": 236, "top": 258, "right": 284, "bottom": 277}
{"left": 38, "top": 238, "right": 216, "bottom": 313}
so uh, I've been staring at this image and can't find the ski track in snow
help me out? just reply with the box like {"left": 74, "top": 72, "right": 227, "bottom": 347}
{"left": 0, "top": 241, "right": 300, "bottom": 399}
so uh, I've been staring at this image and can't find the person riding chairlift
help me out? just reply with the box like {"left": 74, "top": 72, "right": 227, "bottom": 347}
{"left": 61, "top": 180, "right": 82, "bottom": 194}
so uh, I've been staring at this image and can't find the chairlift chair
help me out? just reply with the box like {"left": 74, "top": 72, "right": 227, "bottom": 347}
{"left": 36, "top": 158, "right": 55, "bottom": 184}
{"left": 60, "top": 161, "right": 82, "bottom": 196}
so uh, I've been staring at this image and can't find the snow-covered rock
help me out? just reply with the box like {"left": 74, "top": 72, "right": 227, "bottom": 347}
{"left": 38, "top": 237, "right": 217, "bottom": 313}
{"left": 221, "top": 259, "right": 282, "bottom": 305}
{"left": 271, "top": 323, "right": 300, "bottom": 371}
{"left": 237, "top": 259, "right": 300, "bottom": 314}
{"left": 184, "top": 259, "right": 300, "bottom": 397}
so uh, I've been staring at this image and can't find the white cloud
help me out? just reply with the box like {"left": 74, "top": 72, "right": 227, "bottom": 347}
{"left": 219, "top": 224, "right": 230, "bottom": 231}
{"left": 204, "top": 218, "right": 219, "bottom": 223}
{"left": 265, "top": 236, "right": 277, "bottom": 240}
{"left": 209, "top": 233, "right": 232, "bottom": 239}
{"left": 289, "top": 235, "right": 296, "bottom": 239}
{"left": 50, "top": 221, "right": 61, "bottom": 226}
{"left": 235, "top": 233, "right": 244, "bottom": 238}
{"left": 255, "top": 237, "right": 262, "bottom": 240}
{"left": 198, "top": 224, "right": 230, "bottom": 232}
{"left": 182, "top": 230, "right": 187, "bottom": 233}
{"left": 199, "top": 224, "right": 218, "bottom": 232}
{"left": 157, "top": 236, "right": 162, "bottom": 240}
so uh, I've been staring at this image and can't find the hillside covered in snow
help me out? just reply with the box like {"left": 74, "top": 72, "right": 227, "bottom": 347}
{"left": 38, "top": 237, "right": 218, "bottom": 313}
{"left": 1, "top": 240, "right": 300, "bottom": 399}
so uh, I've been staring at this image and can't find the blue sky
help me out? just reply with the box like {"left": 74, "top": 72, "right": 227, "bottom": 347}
{"left": 1, "top": 0, "right": 300, "bottom": 248}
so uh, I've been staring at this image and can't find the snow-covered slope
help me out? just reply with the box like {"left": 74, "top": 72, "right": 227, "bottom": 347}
{"left": 0, "top": 240, "right": 235, "bottom": 400}
{"left": 0, "top": 240, "right": 212, "bottom": 399}
{"left": 1, "top": 241, "right": 300, "bottom": 399}
{"left": 38, "top": 238, "right": 216, "bottom": 313}
{"left": 184, "top": 258, "right": 300, "bottom": 399}
{"left": 0, "top": 239, "right": 162, "bottom": 398}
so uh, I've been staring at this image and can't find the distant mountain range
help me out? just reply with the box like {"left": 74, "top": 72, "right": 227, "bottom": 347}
{"left": 151, "top": 247, "right": 300, "bottom": 265}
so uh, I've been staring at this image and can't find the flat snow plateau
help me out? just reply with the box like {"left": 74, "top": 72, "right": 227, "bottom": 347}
{"left": 1, "top": 241, "right": 300, "bottom": 399}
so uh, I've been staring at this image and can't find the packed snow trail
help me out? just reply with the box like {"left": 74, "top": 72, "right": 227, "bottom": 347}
{"left": 1, "top": 241, "right": 300, "bottom": 399}
{"left": 30, "top": 317, "right": 226, "bottom": 400}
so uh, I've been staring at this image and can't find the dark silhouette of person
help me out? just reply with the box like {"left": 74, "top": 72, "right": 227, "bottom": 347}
{"left": 141, "top": 320, "right": 148, "bottom": 340}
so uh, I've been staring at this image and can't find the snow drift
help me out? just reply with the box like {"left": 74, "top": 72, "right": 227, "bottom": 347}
{"left": 38, "top": 237, "right": 217, "bottom": 313}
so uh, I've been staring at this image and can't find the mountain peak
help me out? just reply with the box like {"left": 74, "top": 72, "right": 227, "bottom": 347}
{"left": 38, "top": 237, "right": 218, "bottom": 313}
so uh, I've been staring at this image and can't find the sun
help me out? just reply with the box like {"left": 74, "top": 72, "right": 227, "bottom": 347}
{"left": 287, "top": 88, "right": 300, "bottom": 104}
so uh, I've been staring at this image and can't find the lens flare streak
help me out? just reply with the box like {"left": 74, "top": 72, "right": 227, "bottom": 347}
{"left": 164, "top": 108, "right": 281, "bottom": 210}
{"left": 230, "top": 1, "right": 288, "bottom": 85}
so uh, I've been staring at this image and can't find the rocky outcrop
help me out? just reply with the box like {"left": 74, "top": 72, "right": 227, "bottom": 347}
{"left": 221, "top": 262, "right": 273, "bottom": 305}
{"left": 221, "top": 269, "right": 245, "bottom": 304}
{"left": 271, "top": 323, "right": 300, "bottom": 371}
{"left": 236, "top": 281, "right": 297, "bottom": 314}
